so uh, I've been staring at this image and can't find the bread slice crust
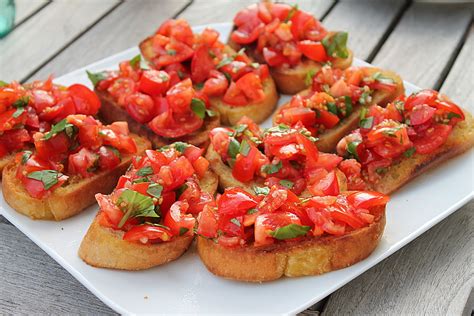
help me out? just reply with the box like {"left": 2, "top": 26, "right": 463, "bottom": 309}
{"left": 1, "top": 135, "right": 151, "bottom": 221}
{"left": 197, "top": 207, "right": 385, "bottom": 282}
{"left": 78, "top": 170, "right": 218, "bottom": 270}
{"left": 96, "top": 89, "right": 220, "bottom": 148}
{"left": 368, "top": 111, "right": 474, "bottom": 194}
{"left": 273, "top": 67, "right": 404, "bottom": 153}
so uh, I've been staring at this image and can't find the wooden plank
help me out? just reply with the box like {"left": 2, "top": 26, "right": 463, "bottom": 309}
{"left": 0, "top": 216, "right": 11, "bottom": 225}
{"left": 322, "top": 0, "right": 407, "bottom": 61}
{"left": 14, "top": 0, "right": 49, "bottom": 25}
{"left": 0, "top": 222, "right": 117, "bottom": 314}
{"left": 178, "top": 0, "right": 335, "bottom": 25}
{"left": 372, "top": 2, "right": 471, "bottom": 89}
{"left": 0, "top": 0, "right": 119, "bottom": 82}
{"left": 440, "top": 24, "right": 474, "bottom": 110}
{"left": 31, "top": 0, "right": 190, "bottom": 81}
{"left": 323, "top": 201, "right": 474, "bottom": 315}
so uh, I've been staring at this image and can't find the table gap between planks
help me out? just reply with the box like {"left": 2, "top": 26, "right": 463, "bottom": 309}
{"left": 0, "top": 0, "right": 472, "bottom": 315}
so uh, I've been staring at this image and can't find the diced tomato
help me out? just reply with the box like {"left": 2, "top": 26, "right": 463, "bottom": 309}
{"left": 263, "top": 47, "right": 288, "bottom": 67}
{"left": 191, "top": 45, "right": 216, "bottom": 83}
{"left": 123, "top": 225, "right": 172, "bottom": 243}
{"left": 217, "top": 187, "right": 258, "bottom": 218}
{"left": 163, "top": 201, "right": 195, "bottom": 236}
{"left": 98, "top": 146, "right": 121, "bottom": 171}
{"left": 412, "top": 123, "right": 452, "bottom": 155}
{"left": 197, "top": 207, "right": 218, "bottom": 238}
{"left": 297, "top": 40, "right": 328, "bottom": 62}
{"left": 308, "top": 169, "right": 339, "bottom": 196}
{"left": 148, "top": 110, "right": 203, "bottom": 139}
{"left": 254, "top": 212, "right": 301, "bottom": 246}
{"left": 404, "top": 89, "right": 438, "bottom": 111}
{"left": 125, "top": 92, "right": 156, "bottom": 123}
{"left": 138, "top": 70, "right": 170, "bottom": 96}
{"left": 67, "top": 84, "right": 100, "bottom": 115}
{"left": 346, "top": 191, "right": 390, "bottom": 210}
{"left": 235, "top": 72, "right": 265, "bottom": 102}
{"left": 232, "top": 145, "right": 260, "bottom": 182}
{"left": 68, "top": 148, "right": 98, "bottom": 178}
{"left": 222, "top": 82, "right": 247, "bottom": 106}
{"left": 202, "top": 70, "right": 228, "bottom": 96}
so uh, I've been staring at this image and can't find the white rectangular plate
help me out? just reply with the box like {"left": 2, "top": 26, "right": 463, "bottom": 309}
{"left": 1, "top": 23, "right": 473, "bottom": 315}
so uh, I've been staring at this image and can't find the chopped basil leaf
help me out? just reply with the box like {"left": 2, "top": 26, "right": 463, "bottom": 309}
{"left": 250, "top": 62, "right": 259, "bottom": 69}
{"left": 261, "top": 160, "right": 282, "bottom": 175}
{"left": 234, "top": 124, "right": 248, "bottom": 134}
{"left": 27, "top": 170, "right": 62, "bottom": 190}
{"left": 208, "top": 50, "right": 217, "bottom": 58}
{"left": 43, "top": 119, "right": 76, "bottom": 140}
{"left": 264, "top": 124, "right": 290, "bottom": 135}
{"left": 176, "top": 183, "right": 188, "bottom": 198}
{"left": 447, "top": 112, "right": 462, "bottom": 120}
{"left": 269, "top": 224, "right": 311, "bottom": 240}
{"left": 12, "top": 96, "right": 29, "bottom": 108}
{"left": 227, "top": 138, "right": 240, "bottom": 159}
{"left": 147, "top": 183, "right": 163, "bottom": 199}
{"left": 0, "top": 80, "right": 8, "bottom": 87}
{"left": 12, "top": 107, "right": 25, "bottom": 118}
{"left": 191, "top": 98, "right": 206, "bottom": 119}
{"left": 129, "top": 54, "right": 142, "bottom": 69}
{"left": 359, "top": 90, "right": 371, "bottom": 105}
{"left": 86, "top": 70, "right": 107, "bottom": 87}
{"left": 376, "top": 167, "right": 388, "bottom": 175}
{"left": 304, "top": 69, "right": 316, "bottom": 86}
{"left": 230, "top": 218, "right": 241, "bottom": 227}
{"left": 166, "top": 49, "right": 177, "bottom": 56}
{"left": 173, "top": 142, "right": 189, "bottom": 153}
{"left": 344, "top": 96, "right": 353, "bottom": 116}
{"left": 360, "top": 107, "right": 368, "bottom": 120}
{"left": 21, "top": 150, "right": 32, "bottom": 164}
{"left": 195, "top": 82, "right": 204, "bottom": 90}
{"left": 322, "top": 31, "right": 349, "bottom": 59}
{"left": 177, "top": 70, "right": 185, "bottom": 79}
{"left": 216, "top": 57, "right": 233, "bottom": 69}
{"left": 285, "top": 4, "right": 298, "bottom": 22}
{"left": 105, "top": 146, "right": 121, "bottom": 159}
{"left": 359, "top": 116, "right": 374, "bottom": 129}
{"left": 117, "top": 189, "right": 158, "bottom": 228}
{"left": 347, "top": 141, "right": 360, "bottom": 160}
{"left": 145, "top": 222, "right": 170, "bottom": 230}
{"left": 136, "top": 166, "right": 153, "bottom": 177}
{"left": 179, "top": 227, "right": 189, "bottom": 236}
{"left": 223, "top": 72, "right": 232, "bottom": 83}
{"left": 253, "top": 186, "right": 270, "bottom": 195}
{"left": 132, "top": 177, "right": 150, "bottom": 183}
{"left": 239, "top": 140, "right": 251, "bottom": 156}
{"left": 403, "top": 147, "right": 416, "bottom": 158}
{"left": 247, "top": 208, "right": 258, "bottom": 215}
{"left": 372, "top": 72, "right": 395, "bottom": 84}
{"left": 326, "top": 102, "right": 338, "bottom": 115}
{"left": 279, "top": 179, "right": 294, "bottom": 189}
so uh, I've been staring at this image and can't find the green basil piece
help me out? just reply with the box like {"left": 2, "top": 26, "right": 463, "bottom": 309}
{"left": 239, "top": 140, "right": 251, "bottom": 156}
{"left": 344, "top": 96, "right": 353, "bottom": 116}
{"left": 253, "top": 186, "right": 270, "bottom": 195}
{"left": 147, "top": 183, "right": 163, "bottom": 199}
{"left": 261, "top": 161, "right": 282, "bottom": 175}
{"left": 12, "top": 107, "right": 25, "bottom": 118}
{"left": 322, "top": 32, "right": 349, "bottom": 59}
{"left": 117, "top": 189, "right": 158, "bottom": 228}
{"left": 359, "top": 116, "right": 374, "bottom": 129}
{"left": 269, "top": 224, "right": 311, "bottom": 240}
{"left": 304, "top": 69, "right": 316, "bottom": 86}
{"left": 129, "top": 54, "right": 141, "bottom": 69}
{"left": 179, "top": 227, "right": 189, "bottom": 236}
{"left": 247, "top": 208, "right": 258, "bottom": 215}
{"left": 21, "top": 150, "right": 33, "bottom": 164}
{"left": 172, "top": 141, "right": 189, "bottom": 153}
{"left": 191, "top": 98, "right": 206, "bottom": 119}
{"left": 43, "top": 119, "right": 76, "bottom": 140}
{"left": 227, "top": 137, "right": 241, "bottom": 159}
{"left": 86, "top": 70, "right": 107, "bottom": 87}
{"left": 279, "top": 179, "right": 294, "bottom": 189}
{"left": 230, "top": 218, "right": 241, "bottom": 227}
{"left": 12, "top": 96, "right": 29, "bottom": 108}
{"left": 0, "top": 80, "right": 8, "bottom": 87}
{"left": 403, "top": 147, "right": 416, "bottom": 158}
{"left": 326, "top": 102, "right": 338, "bottom": 115}
{"left": 27, "top": 170, "right": 62, "bottom": 190}
{"left": 347, "top": 141, "right": 360, "bottom": 160}
{"left": 136, "top": 166, "right": 153, "bottom": 177}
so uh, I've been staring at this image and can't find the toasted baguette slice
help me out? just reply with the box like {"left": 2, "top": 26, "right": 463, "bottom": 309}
{"left": 78, "top": 170, "right": 218, "bottom": 270}
{"left": 79, "top": 218, "right": 194, "bottom": 270}
{"left": 96, "top": 90, "right": 220, "bottom": 148}
{"left": 198, "top": 207, "right": 385, "bottom": 282}
{"left": 0, "top": 153, "right": 16, "bottom": 178}
{"left": 209, "top": 77, "right": 279, "bottom": 125}
{"left": 368, "top": 111, "right": 474, "bottom": 194}
{"left": 228, "top": 37, "right": 353, "bottom": 95}
{"left": 2, "top": 135, "right": 151, "bottom": 221}
{"left": 274, "top": 68, "right": 404, "bottom": 153}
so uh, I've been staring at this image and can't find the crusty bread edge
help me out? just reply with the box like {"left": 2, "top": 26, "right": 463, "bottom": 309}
{"left": 197, "top": 207, "right": 386, "bottom": 282}
{"left": 1, "top": 135, "right": 151, "bottom": 221}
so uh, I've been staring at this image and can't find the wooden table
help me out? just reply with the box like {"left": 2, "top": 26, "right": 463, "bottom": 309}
{"left": 0, "top": 0, "right": 473, "bottom": 314}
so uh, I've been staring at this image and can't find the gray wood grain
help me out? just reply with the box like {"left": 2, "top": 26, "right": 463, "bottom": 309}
{"left": 322, "top": 0, "right": 408, "bottom": 61}
{"left": 0, "top": 216, "right": 10, "bottom": 225}
{"left": 440, "top": 23, "right": 474, "bottom": 110}
{"left": 323, "top": 201, "right": 474, "bottom": 316}
{"left": 178, "top": 0, "right": 335, "bottom": 25}
{"left": 0, "top": 0, "right": 119, "bottom": 83}
{"left": 372, "top": 2, "right": 471, "bottom": 89}
{"left": 14, "top": 0, "right": 49, "bottom": 26}
{"left": 0, "top": 222, "right": 117, "bottom": 315}
{"left": 30, "top": 0, "right": 191, "bottom": 81}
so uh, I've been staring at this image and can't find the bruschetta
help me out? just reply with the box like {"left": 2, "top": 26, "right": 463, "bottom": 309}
{"left": 336, "top": 89, "right": 474, "bottom": 194}
{"left": 2, "top": 114, "right": 150, "bottom": 220}
{"left": 228, "top": 3, "right": 354, "bottom": 94}
{"left": 88, "top": 57, "right": 220, "bottom": 148}
{"left": 139, "top": 19, "right": 278, "bottom": 125}
{"left": 0, "top": 78, "right": 101, "bottom": 175}
{"left": 273, "top": 66, "right": 404, "bottom": 152}
{"left": 206, "top": 116, "right": 366, "bottom": 196}
{"left": 196, "top": 186, "right": 389, "bottom": 282}
{"left": 79, "top": 142, "right": 218, "bottom": 270}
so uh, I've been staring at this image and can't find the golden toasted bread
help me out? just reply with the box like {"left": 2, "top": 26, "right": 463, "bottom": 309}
{"left": 197, "top": 206, "right": 385, "bottom": 282}
{"left": 209, "top": 77, "right": 279, "bottom": 126}
{"left": 96, "top": 90, "right": 220, "bottom": 149}
{"left": 0, "top": 153, "right": 15, "bottom": 178}
{"left": 368, "top": 111, "right": 474, "bottom": 194}
{"left": 1, "top": 135, "right": 151, "bottom": 221}
{"left": 274, "top": 68, "right": 404, "bottom": 153}
{"left": 78, "top": 169, "right": 218, "bottom": 270}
